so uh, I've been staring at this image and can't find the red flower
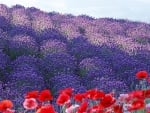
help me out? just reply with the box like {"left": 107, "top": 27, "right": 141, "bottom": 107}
{"left": 23, "top": 98, "right": 38, "bottom": 110}
{"left": 144, "top": 89, "right": 150, "bottom": 98}
{"left": 85, "top": 88, "right": 97, "bottom": 99}
{"left": 99, "top": 94, "right": 116, "bottom": 108}
{"left": 56, "top": 93, "right": 70, "bottom": 106}
{"left": 129, "top": 90, "right": 145, "bottom": 100}
{"left": 74, "top": 93, "right": 86, "bottom": 103}
{"left": 77, "top": 101, "right": 88, "bottom": 113}
{"left": 113, "top": 104, "right": 123, "bottom": 113}
{"left": 136, "top": 70, "right": 148, "bottom": 79}
{"left": 87, "top": 105, "right": 103, "bottom": 113}
{"left": 25, "top": 90, "right": 39, "bottom": 99}
{"left": 36, "top": 104, "right": 42, "bottom": 111}
{"left": 36, "top": 104, "right": 56, "bottom": 113}
{"left": 59, "top": 88, "right": 74, "bottom": 97}
{"left": 38, "top": 89, "right": 53, "bottom": 102}
{"left": 0, "top": 100, "right": 13, "bottom": 112}
{"left": 85, "top": 88, "right": 105, "bottom": 100}
{"left": 93, "top": 90, "right": 105, "bottom": 100}
{"left": 128, "top": 99, "right": 145, "bottom": 111}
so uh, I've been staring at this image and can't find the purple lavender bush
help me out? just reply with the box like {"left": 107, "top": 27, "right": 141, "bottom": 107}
{"left": 79, "top": 57, "right": 113, "bottom": 77}
{"left": 40, "top": 53, "right": 77, "bottom": 87}
{"left": 0, "top": 51, "right": 10, "bottom": 70}
{"left": 40, "top": 39, "right": 67, "bottom": 56}
{"left": 0, "top": 51, "right": 10, "bottom": 82}
{"left": 0, "top": 28, "right": 8, "bottom": 50}
{"left": 10, "top": 55, "right": 40, "bottom": 71}
{"left": 9, "top": 5, "right": 33, "bottom": 37}
{"left": 0, "top": 4, "right": 11, "bottom": 31}
{"left": 7, "top": 34, "right": 38, "bottom": 59}
{"left": 91, "top": 76, "right": 129, "bottom": 97}
{"left": 68, "top": 36, "right": 100, "bottom": 61}
{"left": 49, "top": 73, "right": 87, "bottom": 96}
{"left": 5, "top": 64, "right": 45, "bottom": 110}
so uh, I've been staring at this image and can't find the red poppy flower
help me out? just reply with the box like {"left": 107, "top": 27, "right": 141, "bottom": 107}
{"left": 77, "top": 101, "right": 88, "bottom": 113}
{"left": 136, "top": 70, "right": 148, "bottom": 79}
{"left": 25, "top": 90, "right": 39, "bottom": 99}
{"left": 59, "top": 88, "right": 74, "bottom": 97}
{"left": 36, "top": 104, "right": 56, "bottom": 113}
{"left": 38, "top": 89, "right": 53, "bottom": 102}
{"left": 56, "top": 93, "right": 70, "bottom": 106}
{"left": 113, "top": 104, "right": 123, "bottom": 113}
{"left": 129, "top": 90, "right": 145, "bottom": 100}
{"left": 85, "top": 88, "right": 105, "bottom": 100}
{"left": 74, "top": 93, "right": 86, "bottom": 103}
{"left": 99, "top": 94, "right": 116, "bottom": 108}
{"left": 128, "top": 99, "right": 145, "bottom": 111}
{"left": 23, "top": 98, "right": 38, "bottom": 110}
{"left": 144, "top": 89, "right": 150, "bottom": 98}
{"left": 0, "top": 100, "right": 13, "bottom": 112}
{"left": 87, "top": 105, "right": 103, "bottom": 113}
{"left": 85, "top": 88, "right": 97, "bottom": 99}
{"left": 93, "top": 90, "right": 105, "bottom": 100}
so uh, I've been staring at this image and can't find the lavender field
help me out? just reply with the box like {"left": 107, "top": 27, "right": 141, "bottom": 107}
{"left": 0, "top": 4, "right": 150, "bottom": 112}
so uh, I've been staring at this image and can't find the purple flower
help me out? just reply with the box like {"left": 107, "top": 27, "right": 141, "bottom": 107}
{"left": 10, "top": 55, "right": 40, "bottom": 71}
{"left": 7, "top": 34, "right": 38, "bottom": 59}
{"left": 41, "top": 53, "right": 76, "bottom": 76}
{"left": 79, "top": 57, "right": 113, "bottom": 76}
{"left": 10, "top": 6, "right": 31, "bottom": 28}
{"left": 50, "top": 73, "right": 87, "bottom": 96}
{"left": 6, "top": 64, "right": 45, "bottom": 109}
{"left": 79, "top": 57, "right": 114, "bottom": 88}
{"left": 0, "top": 28, "right": 8, "bottom": 49}
{"left": 40, "top": 39, "right": 67, "bottom": 56}
{"left": 0, "top": 4, "right": 10, "bottom": 30}
{"left": 30, "top": 11, "right": 53, "bottom": 35}
{"left": 9, "top": 6, "right": 33, "bottom": 36}
{"left": 91, "top": 77, "right": 129, "bottom": 96}
{"left": 68, "top": 36, "right": 100, "bottom": 61}
{"left": 0, "top": 51, "right": 10, "bottom": 70}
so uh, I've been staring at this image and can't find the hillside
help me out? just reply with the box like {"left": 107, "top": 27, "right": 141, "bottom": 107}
{"left": 0, "top": 4, "right": 150, "bottom": 110}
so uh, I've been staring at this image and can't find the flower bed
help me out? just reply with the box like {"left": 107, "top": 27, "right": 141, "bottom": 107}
{"left": 0, "top": 70, "right": 150, "bottom": 113}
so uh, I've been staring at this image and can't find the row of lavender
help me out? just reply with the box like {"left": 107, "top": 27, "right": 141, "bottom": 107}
{"left": 0, "top": 4, "right": 150, "bottom": 110}
{"left": 0, "top": 4, "right": 150, "bottom": 56}
{"left": 0, "top": 4, "right": 150, "bottom": 44}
